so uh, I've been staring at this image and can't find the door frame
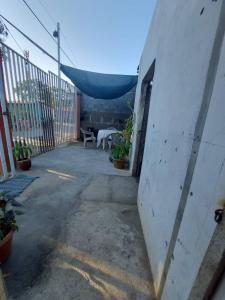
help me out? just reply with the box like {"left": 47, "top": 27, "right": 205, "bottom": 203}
{"left": 131, "top": 60, "right": 155, "bottom": 177}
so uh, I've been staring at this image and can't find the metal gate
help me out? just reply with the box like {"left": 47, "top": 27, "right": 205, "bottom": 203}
{"left": 0, "top": 42, "right": 77, "bottom": 158}
{"left": 0, "top": 42, "right": 78, "bottom": 180}
{"left": 49, "top": 71, "right": 76, "bottom": 146}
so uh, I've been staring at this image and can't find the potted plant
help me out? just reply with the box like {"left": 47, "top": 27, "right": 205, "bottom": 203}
{"left": 111, "top": 139, "right": 131, "bottom": 169}
{"left": 0, "top": 194, "right": 18, "bottom": 263}
{"left": 111, "top": 112, "right": 133, "bottom": 169}
{"left": 13, "top": 140, "right": 32, "bottom": 171}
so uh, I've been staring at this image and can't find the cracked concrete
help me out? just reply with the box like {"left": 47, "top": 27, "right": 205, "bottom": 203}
{"left": 2, "top": 143, "right": 155, "bottom": 300}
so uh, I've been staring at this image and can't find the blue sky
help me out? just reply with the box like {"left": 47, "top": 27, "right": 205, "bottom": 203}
{"left": 1, "top": 0, "right": 156, "bottom": 77}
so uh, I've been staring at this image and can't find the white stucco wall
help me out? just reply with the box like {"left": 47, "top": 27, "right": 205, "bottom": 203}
{"left": 131, "top": 0, "right": 225, "bottom": 297}
{"left": 161, "top": 28, "right": 225, "bottom": 300}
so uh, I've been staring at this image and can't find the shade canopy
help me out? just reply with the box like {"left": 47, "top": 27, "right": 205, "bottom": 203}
{"left": 60, "top": 64, "right": 138, "bottom": 99}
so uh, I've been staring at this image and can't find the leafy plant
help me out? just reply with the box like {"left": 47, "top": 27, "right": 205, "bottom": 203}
{"left": 122, "top": 115, "right": 133, "bottom": 142}
{"left": 112, "top": 143, "right": 126, "bottom": 160}
{"left": 111, "top": 102, "right": 134, "bottom": 161}
{"left": 13, "top": 140, "right": 32, "bottom": 161}
{"left": 0, "top": 193, "right": 18, "bottom": 240}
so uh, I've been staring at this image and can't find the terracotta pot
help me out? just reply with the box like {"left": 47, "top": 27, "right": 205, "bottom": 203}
{"left": 0, "top": 231, "right": 14, "bottom": 263}
{"left": 17, "top": 158, "right": 31, "bottom": 171}
{"left": 113, "top": 159, "right": 125, "bottom": 169}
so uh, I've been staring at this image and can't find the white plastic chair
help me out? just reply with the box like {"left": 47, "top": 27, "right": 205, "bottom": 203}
{"left": 80, "top": 128, "right": 96, "bottom": 147}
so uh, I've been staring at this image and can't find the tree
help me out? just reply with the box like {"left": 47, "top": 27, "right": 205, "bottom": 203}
{"left": 0, "top": 20, "right": 8, "bottom": 43}
{"left": 14, "top": 79, "right": 55, "bottom": 108}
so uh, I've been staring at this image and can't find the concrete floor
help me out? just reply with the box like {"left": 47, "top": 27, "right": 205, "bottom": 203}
{"left": 2, "top": 143, "right": 155, "bottom": 300}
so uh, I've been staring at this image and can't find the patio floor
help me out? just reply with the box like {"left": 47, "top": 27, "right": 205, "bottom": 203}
{"left": 2, "top": 142, "right": 155, "bottom": 300}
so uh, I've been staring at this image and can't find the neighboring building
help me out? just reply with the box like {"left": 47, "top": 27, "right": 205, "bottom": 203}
{"left": 131, "top": 1, "right": 225, "bottom": 299}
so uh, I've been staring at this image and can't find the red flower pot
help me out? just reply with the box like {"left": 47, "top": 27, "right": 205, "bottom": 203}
{"left": 113, "top": 159, "right": 125, "bottom": 169}
{"left": 17, "top": 158, "right": 31, "bottom": 171}
{"left": 0, "top": 231, "right": 14, "bottom": 263}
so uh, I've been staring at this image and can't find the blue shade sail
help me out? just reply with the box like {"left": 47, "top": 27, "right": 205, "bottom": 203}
{"left": 60, "top": 64, "right": 138, "bottom": 99}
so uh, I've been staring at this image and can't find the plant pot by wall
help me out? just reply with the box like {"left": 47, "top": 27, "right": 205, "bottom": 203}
{"left": 17, "top": 158, "right": 31, "bottom": 171}
{"left": 0, "top": 231, "right": 14, "bottom": 263}
{"left": 113, "top": 159, "right": 125, "bottom": 169}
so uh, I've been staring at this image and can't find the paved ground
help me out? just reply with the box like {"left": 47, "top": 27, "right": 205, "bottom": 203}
{"left": 2, "top": 143, "right": 155, "bottom": 300}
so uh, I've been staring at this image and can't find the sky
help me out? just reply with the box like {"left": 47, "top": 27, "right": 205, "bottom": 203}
{"left": 1, "top": 0, "right": 156, "bottom": 79}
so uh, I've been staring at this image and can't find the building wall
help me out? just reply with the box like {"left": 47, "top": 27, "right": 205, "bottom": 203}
{"left": 162, "top": 27, "right": 225, "bottom": 300}
{"left": 80, "top": 90, "right": 135, "bottom": 131}
{"left": 131, "top": 0, "right": 225, "bottom": 299}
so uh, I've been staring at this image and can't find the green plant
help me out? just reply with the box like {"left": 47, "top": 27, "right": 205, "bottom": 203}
{"left": 0, "top": 193, "right": 18, "bottom": 240}
{"left": 13, "top": 140, "right": 32, "bottom": 161}
{"left": 122, "top": 115, "right": 133, "bottom": 142}
{"left": 111, "top": 114, "right": 133, "bottom": 160}
{"left": 111, "top": 103, "right": 134, "bottom": 161}
{"left": 111, "top": 139, "right": 131, "bottom": 160}
{"left": 112, "top": 143, "right": 126, "bottom": 160}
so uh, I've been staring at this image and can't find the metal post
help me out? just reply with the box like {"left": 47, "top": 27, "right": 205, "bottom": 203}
{"left": 75, "top": 92, "right": 81, "bottom": 140}
{"left": 57, "top": 22, "right": 62, "bottom": 143}
{"left": 0, "top": 48, "right": 16, "bottom": 177}
{"left": 57, "top": 22, "right": 61, "bottom": 99}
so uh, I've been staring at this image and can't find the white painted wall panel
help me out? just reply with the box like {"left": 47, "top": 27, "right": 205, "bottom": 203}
{"left": 161, "top": 32, "right": 225, "bottom": 300}
{"left": 131, "top": 0, "right": 224, "bottom": 295}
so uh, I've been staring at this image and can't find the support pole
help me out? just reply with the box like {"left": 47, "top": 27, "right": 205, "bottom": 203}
{"left": 57, "top": 22, "right": 61, "bottom": 100}
{"left": 56, "top": 22, "right": 62, "bottom": 143}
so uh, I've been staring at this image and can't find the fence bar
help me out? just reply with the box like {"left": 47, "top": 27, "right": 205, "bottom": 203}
{"left": 7, "top": 49, "right": 21, "bottom": 142}
{"left": 19, "top": 56, "right": 32, "bottom": 147}
{"left": 0, "top": 131, "right": 8, "bottom": 180}
{"left": 0, "top": 48, "right": 15, "bottom": 178}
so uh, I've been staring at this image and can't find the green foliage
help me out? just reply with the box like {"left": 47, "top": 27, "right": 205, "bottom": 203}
{"left": 122, "top": 115, "right": 133, "bottom": 142}
{"left": 14, "top": 79, "right": 71, "bottom": 109}
{"left": 0, "top": 193, "right": 18, "bottom": 240}
{"left": 112, "top": 109, "right": 134, "bottom": 160}
{"left": 0, "top": 20, "right": 8, "bottom": 43}
{"left": 13, "top": 140, "right": 32, "bottom": 161}
{"left": 14, "top": 79, "right": 55, "bottom": 108}
{"left": 112, "top": 142, "right": 126, "bottom": 160}
{"left": 122, "top": 100, "right": 135, "bottom": 142}
{"left": 111, "top": 100, "right": 135, "bottom": 161}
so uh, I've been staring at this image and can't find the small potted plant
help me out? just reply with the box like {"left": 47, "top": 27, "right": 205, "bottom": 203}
{"left": 112, "top": 143, "right": 125, "bottom": 169}
{"left": 0, "top": 194, "right": 18, "bottom": 263}
{"left": 111, "top": 140, "right": 131, "bottom": 169}
{"left": 13, "top": 140, "right": 32, "bottom": 171}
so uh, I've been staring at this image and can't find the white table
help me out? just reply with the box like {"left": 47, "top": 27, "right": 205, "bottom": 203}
{"left": 97, "top": 129, "right": 118, "bottom": 149}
